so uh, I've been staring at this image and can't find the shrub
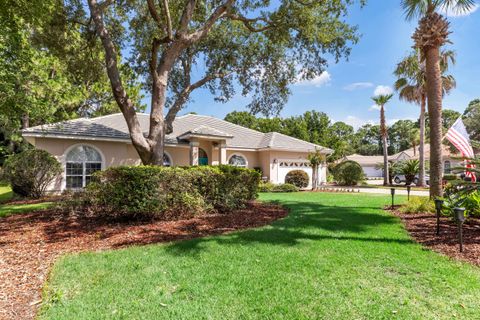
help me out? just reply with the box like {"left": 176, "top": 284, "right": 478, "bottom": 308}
{"left": 2, "top": 149, "right": 61, "bottom": 198}
{"left": 272, "top": 183, "right": 299, "bottom": 193}
{"left": 85, "top": 165, "right": 260, "bottom": 219}
{"left": 399, "top": 197, "right": 435, "bottom": 214}
{"left": 333, "top": 160, "right": 364, "bottom": 186}
{"left": 285, "top": 170, "right": 309, "bottom": 188}
{"left": 258, "top": 181, "right": 275, "bottom": 192}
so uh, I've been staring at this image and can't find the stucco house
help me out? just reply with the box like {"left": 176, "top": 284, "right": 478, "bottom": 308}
{"left": 342, "top": 144, "right": 462, "bottom": 179}
{"left": 22, "top": 113, "right": 332, "bottom": 192}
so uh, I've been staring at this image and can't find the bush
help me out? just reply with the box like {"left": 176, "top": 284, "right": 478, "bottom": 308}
{"left": 258, "top": 181, "right": 275, "bottom": 192}
{"left": 85, "top": 165, "right": 260, "bottom": 219}
{"left": 333, "top": 161, "right": 364, "bottom": 186}
{"left": 272, "top": 183, "right": 299, "bottom": 193}
{"left": 285, "top": 170, "right": 309, "bottom": 188}
{"left": 399, "top": 197, "right": 434, "bottom": 214}
{"left": 2, "top": 149, "right": 61, "bottom": 198}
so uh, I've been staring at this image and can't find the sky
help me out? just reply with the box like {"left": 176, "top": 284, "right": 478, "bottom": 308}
{"left": 153, "top": 1, "right": 480, "bottom": 129}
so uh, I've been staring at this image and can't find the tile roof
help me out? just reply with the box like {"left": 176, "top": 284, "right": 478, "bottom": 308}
{"left": 22, "top": 113, "right": 332, "bottom": 153}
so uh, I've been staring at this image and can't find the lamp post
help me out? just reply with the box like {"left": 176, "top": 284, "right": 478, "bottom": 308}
{"left": 434, "top": 199, "right": 444, "bottom": 236}
{"left": 390, "top": 188, "right": 395, "bottom": 209}
{"left": 453, "top": 207, "right": 466, "bottom": 253}
{"left": 406, "top": 185, "right": 411, "bottom": 201}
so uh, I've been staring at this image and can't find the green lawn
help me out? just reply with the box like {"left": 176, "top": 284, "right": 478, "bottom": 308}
{"left": 0, "top": 184, "right": 13, "bottom": 203}
{"left": 0, "top": 185, "right": 52, "bottom": 218}
{"left": 40, "top": 193, "right": 480, "bottom": 319}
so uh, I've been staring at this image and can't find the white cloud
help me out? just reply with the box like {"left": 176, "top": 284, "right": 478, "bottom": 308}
{"left": 343, "top": 82, "right": 374, "bottom": 91}
{"left": 296, "top": 71, "right": 331, "bottom": 87}
{"left": 369, "top": 104, "right": 381, "bottom": 111}
{"left": 373, "top": 85, "right": 394, "bottom": 96}
{"left": 439, "top": 4, "right": 479, "bottom": 17}
{"left": 344, "top": 116, "right": 376, "bottom": 130}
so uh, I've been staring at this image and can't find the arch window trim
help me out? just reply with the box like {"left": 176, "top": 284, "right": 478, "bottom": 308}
{"left": 63, "top": 144, "right": 104, "bottom": 190}
{"left": 163, "top": 151, "right": 173, "bottom": 167}
{"left": 228, "top": 153, "right": 248, "bottom": 168}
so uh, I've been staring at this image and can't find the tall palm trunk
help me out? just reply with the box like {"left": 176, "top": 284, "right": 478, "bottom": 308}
{"left": 380, "top": 106, "right": 389, "bottom": 186}
{"left": 418, "top": 94, "right": 426, "bottom": 187}
{"left": 425, "top": 47, "right": 443, "bottom": 197}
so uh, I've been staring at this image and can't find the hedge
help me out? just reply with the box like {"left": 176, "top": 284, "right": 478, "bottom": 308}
{"left": 84, "top": 165, "right": 260, "bottom": 219}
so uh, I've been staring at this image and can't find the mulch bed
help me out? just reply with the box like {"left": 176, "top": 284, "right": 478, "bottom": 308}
{"left": 0, "top": 203, "right": 287, "bottom": 320}
{"left": 391, "top": 208, "right": 480, "bottom": 266}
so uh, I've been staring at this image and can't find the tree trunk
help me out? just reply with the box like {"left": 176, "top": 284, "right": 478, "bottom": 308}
{"left": 312, "top": 165, "right": 318, "bottom": 191}
{"left": 21, "top": 113, "right": 29, "bottom": 129}
{"left": 381, "top": 106, "right": 389, "bottom": 186}
{"left": 417, "top": 94, "right": 426, "bottom": 187}
{"left": 425, "top": 47, "right": 443, "bottom": 197}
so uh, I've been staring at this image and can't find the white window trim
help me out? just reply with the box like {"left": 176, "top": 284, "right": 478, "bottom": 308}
{"left": 228, "top": 153, "right": 248, "bottom": 168}
{"left": 62, "top": 143, "right": 105, "bottom": 191}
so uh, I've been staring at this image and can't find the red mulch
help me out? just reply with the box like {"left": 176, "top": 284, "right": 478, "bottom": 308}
{"left": 0, "top": 203, "right": 287, "bottom": 320}
{"left": 391, "top": 209, "right": 480, "bottom": 266}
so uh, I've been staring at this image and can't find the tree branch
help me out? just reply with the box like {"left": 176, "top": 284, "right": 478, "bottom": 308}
{"left": 179, "top": 0, "right": 197, "bottom": 34}
{"left": 88, "top": 0, "right": 151, "bottom": 159}
{"left": 165, "top": 71, "right": 231, "bottom": 132}
{"left": 226, "top": 13, "right": 274, "bottom": 32}
{"left": 161, "top": 0, "right": 173, "bottom": 39}
{"left": 147, "top": 0, "right": 164, "bottom": 30}
{"left": 188, "top": 0, "right": 234, "bottom": 43}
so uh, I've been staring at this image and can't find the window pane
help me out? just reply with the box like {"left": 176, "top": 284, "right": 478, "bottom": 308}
{"left": 229, "top": 155, "right": 247, "bottom": 167}
{"left": 163, "top": 154, "right": 171, "bottom": 167}
{"left": 66, "top": 163, "right": 83, "bottom": 175}
{"left": 66, "top": 145, "right": 101, "bottom": 162}
{"left": 66, "top": 176, "right": 83, "bottom": 189}
{"left": 85, "top": 162, "right": 102, "bottom": 175}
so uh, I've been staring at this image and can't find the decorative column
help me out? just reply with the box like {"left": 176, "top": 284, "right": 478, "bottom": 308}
{"left": 219, "top": 142, "right": 227, "bottom": 165}
{"left": 190, "top": 141, "right": 199, "bottom": 166}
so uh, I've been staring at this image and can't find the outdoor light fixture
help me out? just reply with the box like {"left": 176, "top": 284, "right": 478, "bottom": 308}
{"left": 406, "top": 185, "right": 411, "bottom": 201}
{"left": 390, "top": 188, "right": 396, "bottom": 209}
{"left": 453, "top": 207, "right": 466, "bottom": 253}
{"left": 434, "top": 199, "right": 444, "bottom": 236}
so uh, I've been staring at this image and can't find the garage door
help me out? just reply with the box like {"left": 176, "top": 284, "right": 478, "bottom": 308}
{"left": 278, "top": 160, "right": 313, "bottom": 188}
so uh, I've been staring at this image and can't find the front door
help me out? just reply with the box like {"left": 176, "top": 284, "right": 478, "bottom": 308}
{"left": 199, "top": 148, "right": 208, "bottom": 165}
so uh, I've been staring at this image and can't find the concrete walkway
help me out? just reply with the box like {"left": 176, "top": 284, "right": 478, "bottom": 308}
{"left": 357, "top": 187, "right": 429, "bottom": 197}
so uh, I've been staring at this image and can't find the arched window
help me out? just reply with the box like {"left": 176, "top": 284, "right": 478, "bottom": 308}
{"left": 444, "top": 160, "right": 451, "bottom": 174}
{"left": 229, "top": 154, "right": 248, "bottom": 167}
{"left": 163, "top": 153, "right": 172, "bottom": 167}
{"left": 65, "top": 145, "right": 103, "bottom": 189}
{"left": 199, "top": 148, "right": 208, "bottom": 166}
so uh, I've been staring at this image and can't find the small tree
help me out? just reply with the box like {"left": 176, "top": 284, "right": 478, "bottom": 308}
{"left": 308, "top": 149, "right": 326, "bottom": 190}
{"left": 400, "top": 159, "right": 420, "bottom": 185}
{"left": 2, "top": 149, "right": 61, "bottom": 198}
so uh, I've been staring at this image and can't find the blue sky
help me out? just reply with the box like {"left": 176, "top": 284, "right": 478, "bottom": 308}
{"left": 158, "top": 1, "right": 480, "bottom": 129}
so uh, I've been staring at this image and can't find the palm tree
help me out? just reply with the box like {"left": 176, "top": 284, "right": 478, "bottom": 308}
{"left": 372, "top": 94, "right": 394, "bottom": 186}
{"left": 401, "top": 0, "right": 476, "bottom": 197}
{"left": 308, "top": 149, "right": 326, "bottom": 191}
{"left": 394, "top": 49, "right": 456, "bottom": 187}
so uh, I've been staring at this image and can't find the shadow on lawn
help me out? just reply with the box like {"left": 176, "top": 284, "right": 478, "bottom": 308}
{"left": 164, "top": 200, "right": 413, "bottom": 256}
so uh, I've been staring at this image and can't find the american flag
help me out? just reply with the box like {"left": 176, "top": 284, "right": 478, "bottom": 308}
{"left": 445, "top": 118, "right": 476, "bottom": 182}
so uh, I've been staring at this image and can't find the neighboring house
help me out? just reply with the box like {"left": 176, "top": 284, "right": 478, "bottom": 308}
{"left": 341, "top": 154, "right": 385, "bottom": 178}
{"left": 22, "top": 113, "right": 332, "bottom": 192}
{"left": 342, "top": 144, "right": 463, "bottom": 178}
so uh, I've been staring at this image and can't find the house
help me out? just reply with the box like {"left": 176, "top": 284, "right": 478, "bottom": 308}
{"left": 342, "top": 144, "right": 463, "bottom": 178}
{"left": 22, "top": 113, "right": 332, "bottom": 192}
